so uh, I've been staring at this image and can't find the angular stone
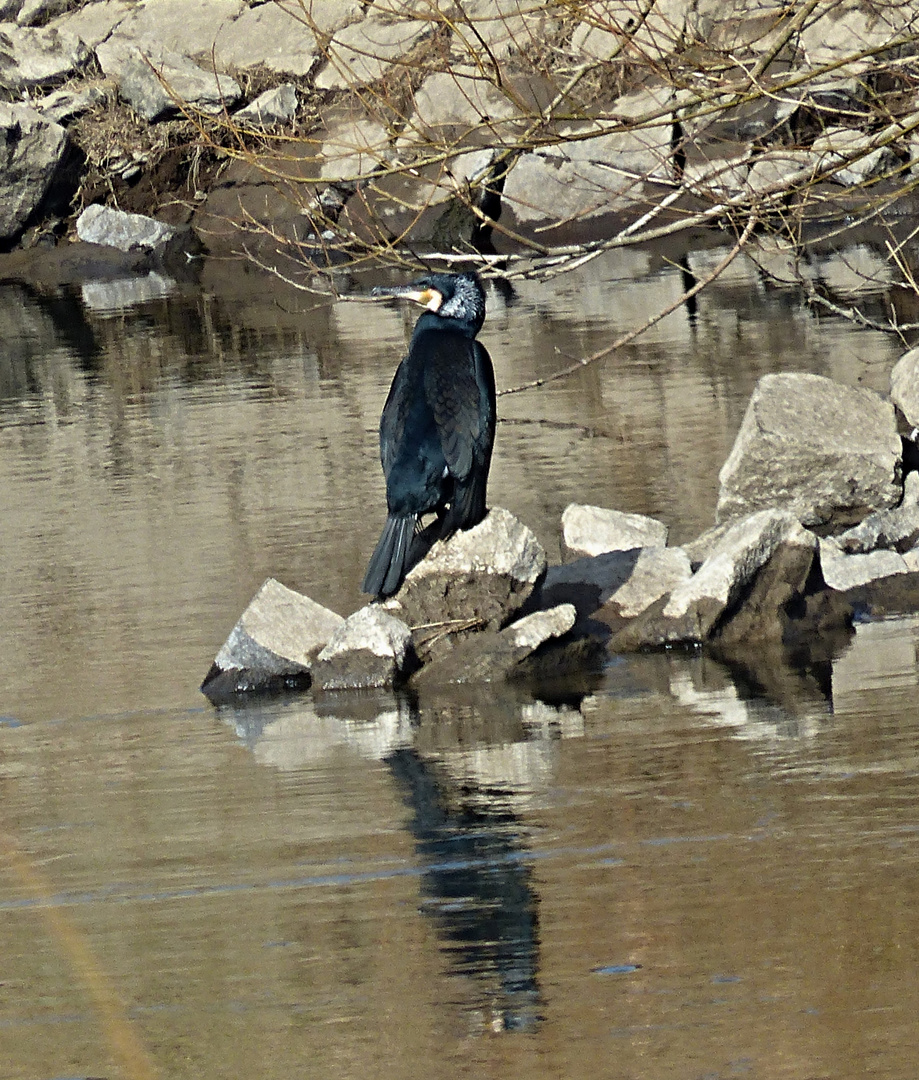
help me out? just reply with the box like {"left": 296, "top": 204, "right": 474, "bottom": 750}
{"left": 319, "top": 113, "right": 389, "bottom": 180}
{"left": 600, "top": 547, "right": 693, "bottom": 620}
{"left": 76, "top": 204, "right": 179, "bottom": 256}
{"left": 798, "top": 2, "right": 919, "bottom": 74}
{"left": 214, "top": 0, "right": 344, "bottom": 76}
{"left": 94, "top": 0, "right": 246, "bottom": 76}
{"left": 384, "top": 507, "right": 546, "bottom": 644}
{"left": 315, "top": 16, "right": 433, "bottom": 90}
{"left": 682, "top": 519, "right": 737, "bottom": 569}
{"left": 812, "top": 126, "right": 897, "bottom": 186}
{"left": 717, "top": 373, "right": 902, "bottom": 529}
{"left": 0, "top": 101, "right": 67, "bottom": 240}
{"left": 31, "top": 84, "right": 105, "bottom": 124}
{"left": 117, "top": 50, "right": 241, "bottom": 121}
{"left": 200, "top": 577, "right": 345, "bottom": 699}
{"left": 405, "top": 68, "right": 518, "bottom": 140}
{"left": 0, "top": 21, "right": 90, "bottom": 88}
{"left": 313, "top": 605, "right": 414, "bottom": 691}
{"left": 233, "top": 84, "right": 298, "bottom": 129}
{"left": 502, "top": 87, "right": 674, "bottom": 231}
{"left": 48, "top": 0, "right": 131, "bottom": 50}
{"left": 610, "top": 510, "right": 816, "bottom": 649}
{"left": 834, "top": 472, "right": 919, "bottom": 554}
{"left": 891, "top": 347, "right": 919, "bottom": 431}
{"left": 818, "top": 539, "right": 911, "bottom": 591}
{"left": 744, "top": 149, "right": 820, "bottom": 194}
{"left": 571, "top": 0, "right": 688, "bottom": 62}
{"left": 533, "top": 546, "right": 692, "bottom": 632}
{"left": 411, "top": 603, "right": 576, "bottom": 687}
{"left": 450, "top": 0, "right": 551, "bottom": 60}
{"left": 562, "top": 503, "right": 668, "bottom": 558}
{"left": 714, "top": 534, "right": 816, "bottom": 647}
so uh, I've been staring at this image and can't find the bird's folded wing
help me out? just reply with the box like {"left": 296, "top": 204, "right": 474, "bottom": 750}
{"left": 424, "top": 335, "right": 482, "bottom": 479}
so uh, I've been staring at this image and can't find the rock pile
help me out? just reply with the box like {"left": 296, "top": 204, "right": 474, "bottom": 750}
{"left": 202, "top": 358, "right": 919, "bottom": 702}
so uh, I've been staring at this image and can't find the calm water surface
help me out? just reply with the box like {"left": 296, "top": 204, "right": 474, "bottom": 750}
{"left": 1, "top": 244, "right": 918, "bottom": 1080}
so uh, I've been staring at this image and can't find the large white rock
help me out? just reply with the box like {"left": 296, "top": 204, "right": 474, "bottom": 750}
{"left": 610, "top": 510, "right": 817, "bottom": 647}
{"left": 0, "top": 21, "right": 89, "bottom": 87}
{"left": 385, "top": 506, "right": 547, "bottom": 637}
{"left": 562, "top": 503, "right": 668, "bottom": 557}
{"left": 93, "top": 0, "right": 245, "bottom": 76}
{"left": 819, "top": 539, "right": 911, "bottom": 591}
{"left": 502, "top": 86, "right": 674, "bottom": 229}
{"left": 76, "top": 204, "right": 177, "bottom": 254}
{"left": 717, "top": 373, "right": 902, "bottom": 528}
{"left": 233, "top": 84, "right": 298, "bottom": 129}
{"left": 201, "top": 577, "right": 344, "bottom": 699}
{"left": 117, "top": 49, "right": 241, "bottom": 121}
{"left": 315, "top": 15, "right": 433, "bottom": 90}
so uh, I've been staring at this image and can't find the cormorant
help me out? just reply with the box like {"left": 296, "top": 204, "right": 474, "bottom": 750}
{"left": 362, "top": 270, "right": 496, "bottom": 598}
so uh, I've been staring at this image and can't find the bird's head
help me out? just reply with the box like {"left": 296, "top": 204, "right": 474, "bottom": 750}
{"left": 370, "top": 271, "right": 486, "bottom": 333}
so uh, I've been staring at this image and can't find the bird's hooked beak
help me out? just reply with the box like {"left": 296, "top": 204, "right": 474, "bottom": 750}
{"left": 370, "top": 282, "right": 444, "bottom": 312}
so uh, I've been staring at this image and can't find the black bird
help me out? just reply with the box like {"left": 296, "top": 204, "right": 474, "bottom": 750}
{"left": 362, "top": 270, "right": 496, "bottom": 598}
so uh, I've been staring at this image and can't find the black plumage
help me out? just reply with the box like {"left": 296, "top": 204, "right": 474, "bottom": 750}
{"left": 362, "top": 271, "right": 496, "bottom": 598}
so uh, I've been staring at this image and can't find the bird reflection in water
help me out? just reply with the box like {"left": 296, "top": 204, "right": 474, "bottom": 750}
{"left": 386, "top": 746, "right": 542, "bottom": 1033}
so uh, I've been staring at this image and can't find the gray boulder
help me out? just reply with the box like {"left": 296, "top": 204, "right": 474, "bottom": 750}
{"left": 501, "top": 86, "right": 674, "bottom": 232}
{"left": 450, "top": 0, "right": 555, "bottom": 61}
{"left": 118, "top": 49, "right": 241, "bottom": 122}
{"left": 93, "top": 0, "right": 246, "bottom": 77}
{"left": 818, "top": 539, "right": 911, "bottom": 591}
{"left": 201, "top": 577, "right": 345, "bottom": 700}
{"left": 0, "top": 101, "right": 67, "bottom": 240}
{"left": 561, "top": 502, "right": 668, "bottom": 558}
{"left": 534, "top": 546, "right": 691, "bottom": 630}
{"left": 75, "top": 204, "right": 184, "bottom": 258}
{"left": 717, "top": 373, "right": 902, "bottom": 529}
{"left": 315, "top": 15, "right": 434, "bottom": 90}
{"left": 412, "top": 603, "right": 576, "bottom": 687}
{"left": 233, "top": 84, "right": 297, "bottom": 129}
{"left": 31, "top": 84, "right": 105, "bottom": 124}
{"left": 318, "top": 112, "right": 390, "bottom": 180}
{"left": 313, "top": 605, "right": 414, "bottom": 691}
{"left": 402, "top": 68, "right": 519, "bottom": 145}
{"left": 833, "top": 472, "right": 919, "bottom": 554}
{"left": 812, "top": 126, "right": 898, "bottom": 186}
{"left": 891, "top": 347, "right": 919, "bottom": 431}
{"left": 384, "top": 507, "right": 547, "bottom": 653}
{"left": 0, "top": 22, "right": 89, "bottom": 88}
{"left": 610, "top": 509, "right": 816, "bottom": 649}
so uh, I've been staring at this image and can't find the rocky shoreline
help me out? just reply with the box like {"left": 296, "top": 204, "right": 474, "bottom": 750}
{"left": 201, "top": 350, "right": 919, "bottom": 701}
{"left": 0, "top": 1, "right": 918, "bottom": 271}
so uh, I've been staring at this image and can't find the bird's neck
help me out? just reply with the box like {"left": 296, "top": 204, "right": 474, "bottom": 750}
{"left": 412, "top": 310, "right": 480, "bottom": 339}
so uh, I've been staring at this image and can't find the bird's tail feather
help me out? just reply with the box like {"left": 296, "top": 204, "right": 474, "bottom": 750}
{"left": 362, "top": 514, "right": 416, "bottom": 597}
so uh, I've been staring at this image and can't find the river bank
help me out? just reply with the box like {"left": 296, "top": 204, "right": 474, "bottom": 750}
{"left": 0, "top": 0, "right": 917, "bottom": 277}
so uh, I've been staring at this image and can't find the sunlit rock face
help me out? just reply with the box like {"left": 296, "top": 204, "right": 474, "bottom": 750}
{"left": 716, "top": 373, "right": 902, "bottom": 530}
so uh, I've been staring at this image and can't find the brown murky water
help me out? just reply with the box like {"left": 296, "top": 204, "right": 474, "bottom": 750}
{"left": 2, "top": 243, "right": 919, "bottom": 1080}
